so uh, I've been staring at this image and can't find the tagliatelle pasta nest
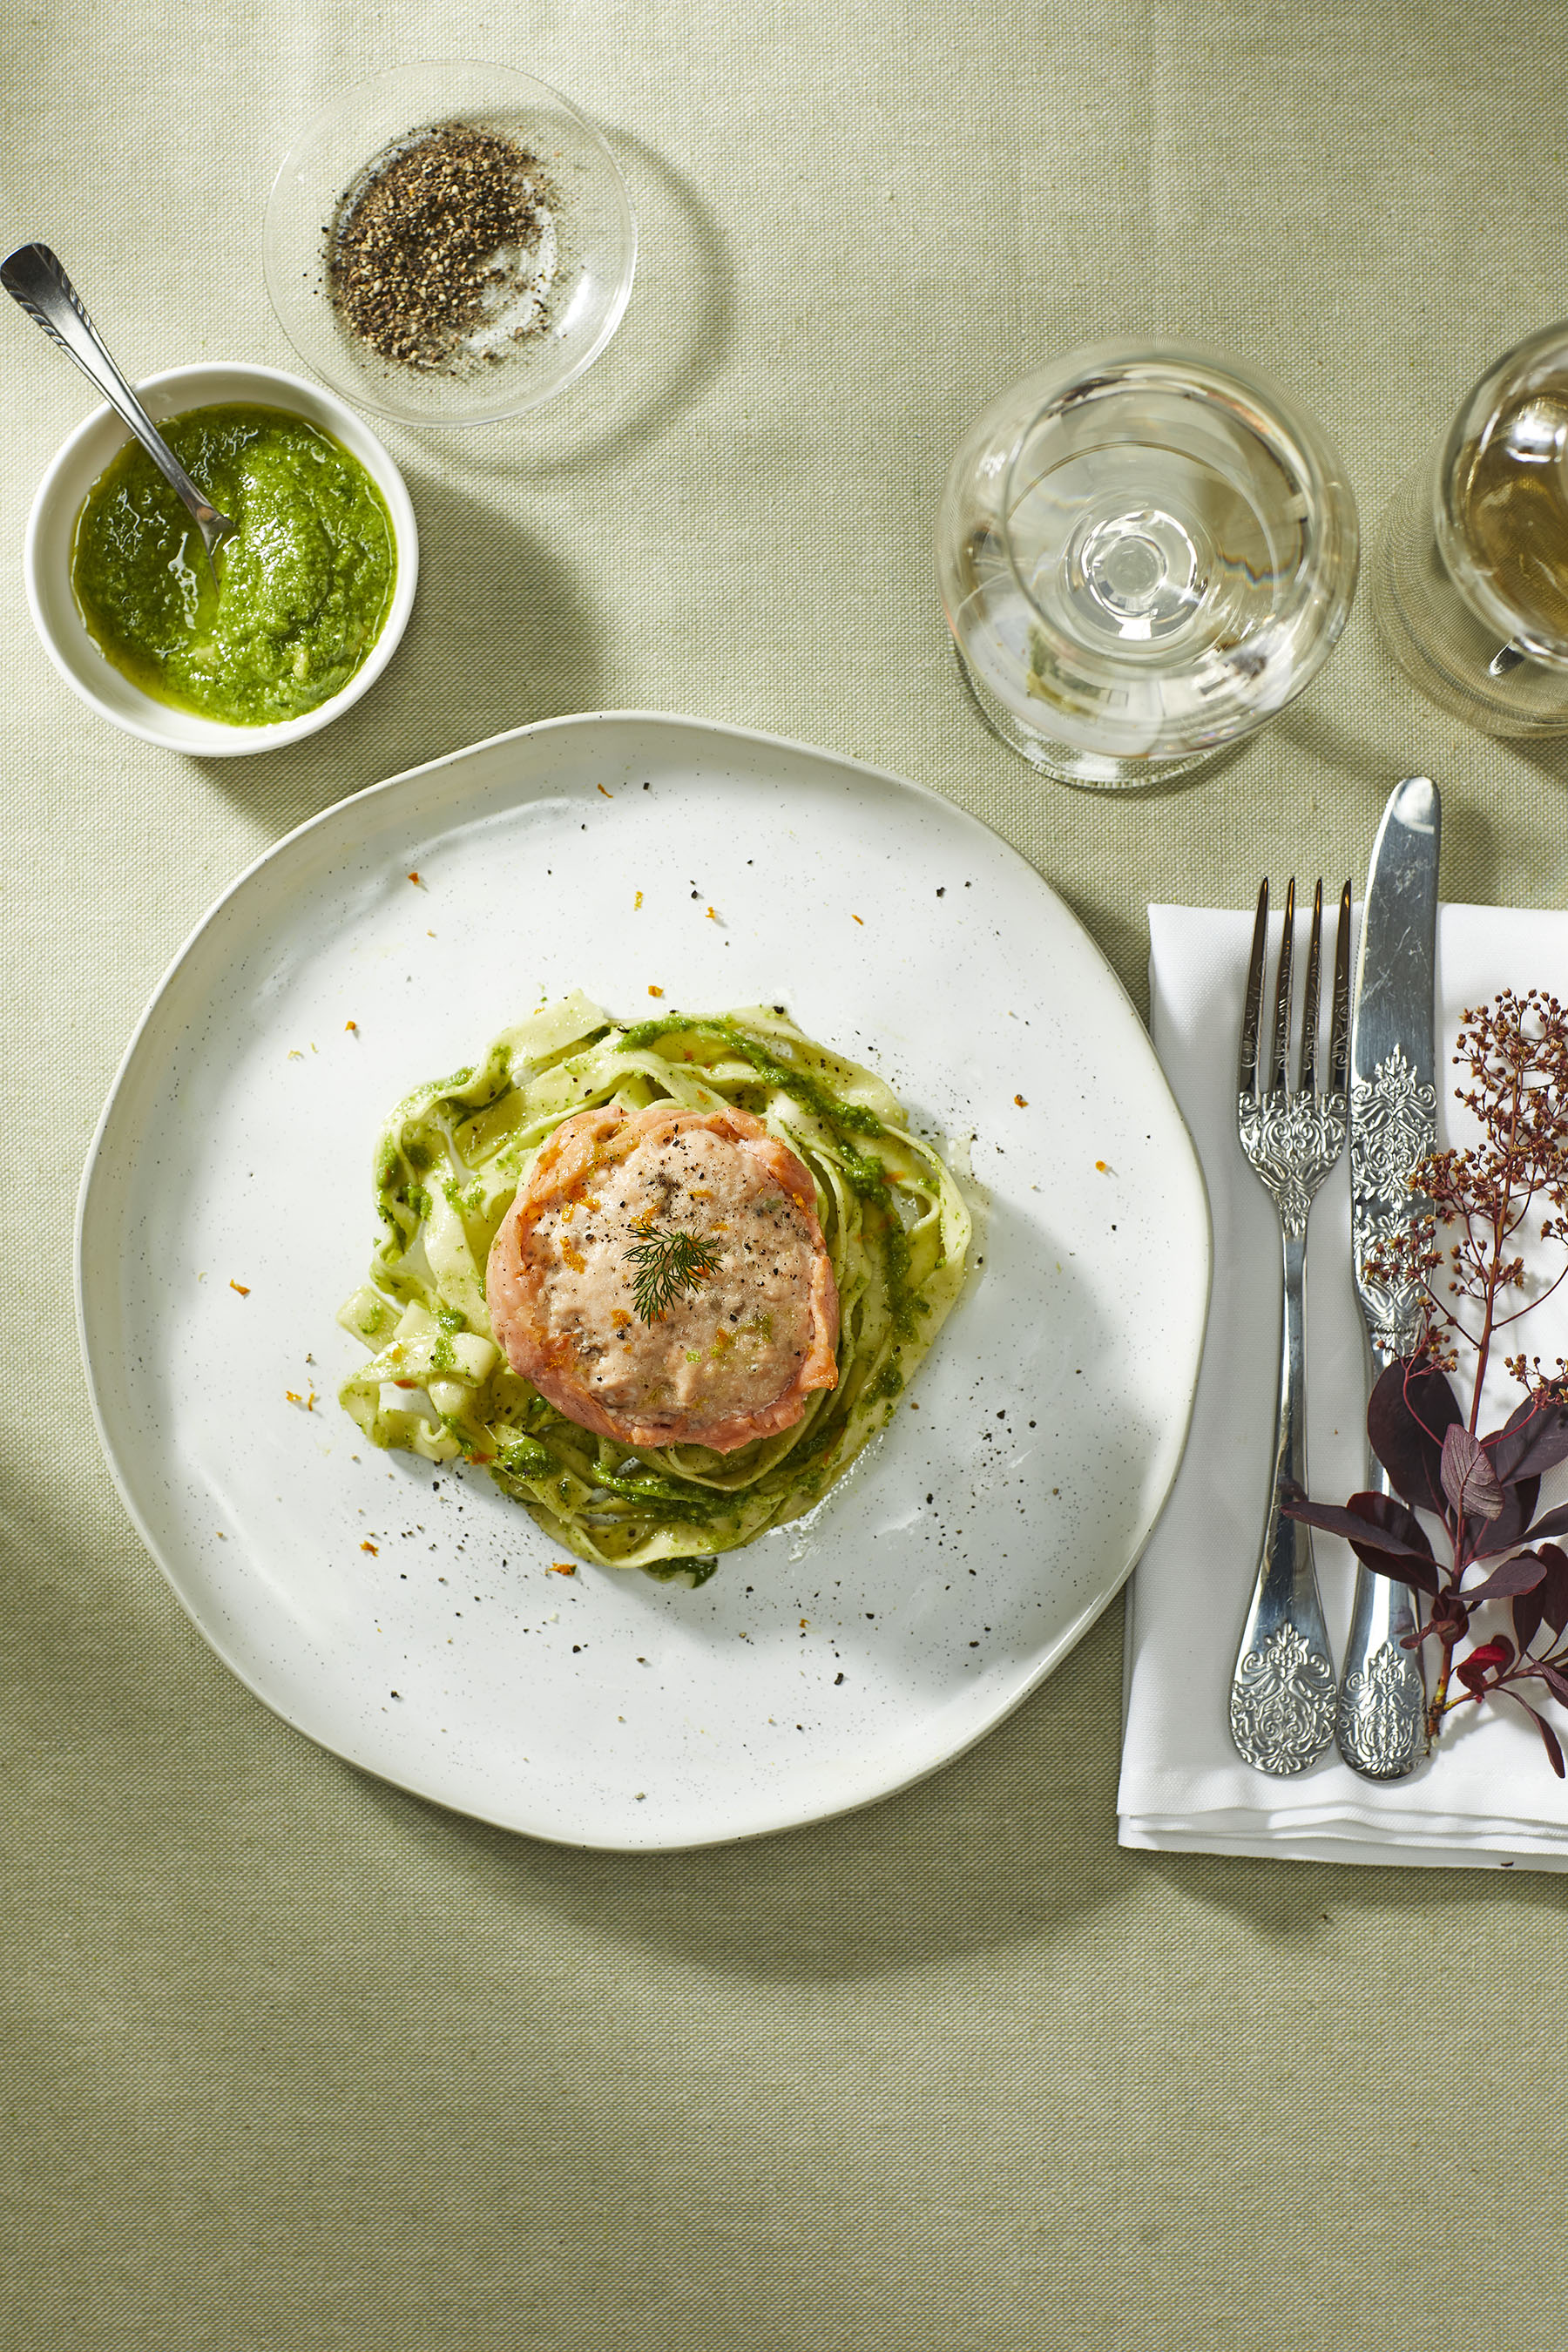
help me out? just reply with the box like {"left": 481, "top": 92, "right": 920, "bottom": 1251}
{"left": 337, "top": 993, "right": 973, "bottom": 1585}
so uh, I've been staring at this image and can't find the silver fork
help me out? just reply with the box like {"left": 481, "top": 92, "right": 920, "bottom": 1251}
{"left": 1228, "top": 877, "right": 1351, "bottom": 1774}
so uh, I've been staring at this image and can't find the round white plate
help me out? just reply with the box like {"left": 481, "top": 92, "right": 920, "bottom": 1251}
{"left": 78, "top": 713, "right": 1210, "bottom": 1849}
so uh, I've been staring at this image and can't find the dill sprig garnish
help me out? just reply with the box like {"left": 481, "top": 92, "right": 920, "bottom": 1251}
{"left": 626, "top": 1223, "right": 722, "bottom": 1323}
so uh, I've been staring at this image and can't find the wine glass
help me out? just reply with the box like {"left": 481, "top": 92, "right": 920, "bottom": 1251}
{"left": 1371, "top": 320, "right": 1568, "bottom": 736}
{"left": 936, "top": 342, "right": 1359, "bottom": 790}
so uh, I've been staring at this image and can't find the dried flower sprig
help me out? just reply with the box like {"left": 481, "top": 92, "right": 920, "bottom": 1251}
{"left": 1288, "top": 990, "right": 1568, "bottom": 1773}
{"left": 1361, "top": 989, "right": 1568, "bottom": 1404}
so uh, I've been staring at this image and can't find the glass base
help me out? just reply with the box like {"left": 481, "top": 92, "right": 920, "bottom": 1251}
{"left": 1371, "top": 480, "right": 1568, "bottom": 740}
{"left": 953, "top": 644, "right": 1220, "bottom": 791}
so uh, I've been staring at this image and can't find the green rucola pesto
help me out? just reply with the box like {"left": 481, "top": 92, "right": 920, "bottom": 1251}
{"left": 71, "top": 403, "right": 395, "bottom": 725}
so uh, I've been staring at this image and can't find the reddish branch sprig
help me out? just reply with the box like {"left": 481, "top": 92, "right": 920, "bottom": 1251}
{"left": 1362, "top": 990, "right": 1568, "bottom": 1409}
{"left": 1287, "top": 990, "right": 1568, "bottom": 1773}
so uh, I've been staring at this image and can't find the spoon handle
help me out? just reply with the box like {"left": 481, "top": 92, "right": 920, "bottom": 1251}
{"left": 1, "top": 241, "right": 228, "bottom": 538}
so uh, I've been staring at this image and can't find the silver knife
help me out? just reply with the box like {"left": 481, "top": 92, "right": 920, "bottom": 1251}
{"left": 1335, "top": 774, "right": 1441, "bottom": 1779}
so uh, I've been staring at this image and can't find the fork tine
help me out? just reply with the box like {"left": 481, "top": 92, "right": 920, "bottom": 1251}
{"left": 1328, "top": 880, "right": 1352, "bottom": 1095}
{"left": 1298, "top": 881, "right": 1323, "bottom": 1094}
{"left": 1268, "top": 877, "right": 1295, "bottom": 1093}
{"left": 1239, "top": 879, "right": 1268, "bottom": 1098}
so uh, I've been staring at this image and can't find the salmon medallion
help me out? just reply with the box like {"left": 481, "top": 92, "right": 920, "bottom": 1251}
{"left": 485, "top": 1099, "right": 840, "bottom": 1453}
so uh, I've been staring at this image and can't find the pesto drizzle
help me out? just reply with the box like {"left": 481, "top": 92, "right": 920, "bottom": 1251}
{"left": 337, "top": 993, "right": 971, "bottom": 1583}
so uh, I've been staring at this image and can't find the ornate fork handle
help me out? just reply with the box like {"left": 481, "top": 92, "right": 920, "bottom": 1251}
{"left": 1237, "top": 1093, "right": 1344, "bottom": 1240}
{"left": 1230, "top": 1199, "right": 1340, "bottom": 1773}
{"left": 1229, "top": 875, "right": 1349, "bottom": 1775}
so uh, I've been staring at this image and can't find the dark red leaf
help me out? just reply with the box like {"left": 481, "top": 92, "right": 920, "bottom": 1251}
{"left": 1489, "top": 1396, "right": 1568, "bottom": 1485}
{"left": 1514, "top": 1583, "right": 1544, "bottom": 1656}
{"left": 1457, "top": 1636, "right": 1516, "bottom": 1698}
{"left": 1540, "top": 1545, "right": 1568, "bottom": 1637}
{"left": 1284, "top": 1491, "right": 1435, "bottom": 1558}
{"left": 1511, "top": 1698, "right": 1567, "bottom": 1779}
{"left": 1362, "top": 1551, "right": 1442, "bottom": 1595}
{"left": 1463, "top": 1554, "right": 1548, "bottom": 1605}
{"left": 1369, "top": 1362, "right": 1464, "bottom": 1513}
{"left": 1443, "top": 1426, "right": 1505, "bottom": 1522}
{"left": 1532, "top": 1660, "right": 1568, "bottom": 1708}
{"left": 1432, "top": 1590, "right": 1472, "bottom": 1637}
{"left": 1283, "top": 1490, "right": 1440, "bottom": 1592}
{"left": 1475, "top": 1477, "right": 1542, "bottom": 1557}
{"left": 1526, "top": 1503, "right": 1568, "bottom": 1544}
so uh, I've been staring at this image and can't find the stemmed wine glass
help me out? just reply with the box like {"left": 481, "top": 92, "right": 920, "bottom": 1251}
{"left": 1371, "top": 319, "right": 1568, "bottom": 737}
{"left": 936, "top": 342, "right": 1360, "bottom": 790}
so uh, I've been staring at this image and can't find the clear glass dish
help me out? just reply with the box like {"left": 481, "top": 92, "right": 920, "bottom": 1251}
{"left": 264, "top": 61, "right": 636, "bottom": 429}
{"left": 936, "top": 343, "right": 1359, "bottom": 790}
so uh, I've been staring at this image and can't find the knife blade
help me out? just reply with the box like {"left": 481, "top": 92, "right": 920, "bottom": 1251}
{"left": 1335, "top": 774, "right": 1441, "bottom": 1779}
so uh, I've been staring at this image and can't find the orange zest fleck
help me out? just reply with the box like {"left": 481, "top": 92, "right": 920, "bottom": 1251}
{"left": 647, "top": 984, "right": 664, "bottom": 997}
{"left": 1095, "top": 1159, "right": 1110, "bottom": 1173}
{"left": 230, "top": 1281, "right": 250, "bottom": 1296}
{"left": 345, "top": 1019, "right": 358, "bottom": 1033}
{"left": 634, "top": 889, "right": 643, "bottom": 910}
{"left": 407, "top": 870, "right": 422, "bottom": 885}
{"left": 560, "top": 1240, "right": 586, "bottom": 1274}
{"left": 361, "top": 1540, "right": 378, "bottom": 1554}
{"left": 1015, "top": 1094, "right": 1028, "bottom": 1107}
{"left": 706, "top": 906, "right": 718, "bottom": 921}
{"left": 549, "top": 1561, "right": 578, "bottom": 1576}
{"left": 851, "top": 914, "right": 864, "bottom": 926}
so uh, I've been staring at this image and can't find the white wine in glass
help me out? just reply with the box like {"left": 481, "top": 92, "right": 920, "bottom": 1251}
{"left": 1373, "top": 320, "right": 1568, "bottom": 737}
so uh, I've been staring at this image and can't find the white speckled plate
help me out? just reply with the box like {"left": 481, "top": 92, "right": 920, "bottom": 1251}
{"left": 78, "top": 713, "right": 1209, "bottom": 1848}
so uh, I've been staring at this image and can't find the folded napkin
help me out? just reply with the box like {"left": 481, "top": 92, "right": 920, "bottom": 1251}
{"left": 1119, "top": 901, "right": 1568, "bottom": 1869}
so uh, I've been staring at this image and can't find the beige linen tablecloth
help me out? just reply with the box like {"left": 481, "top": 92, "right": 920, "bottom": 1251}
{"left": 4, "top": 4, "right": 1568, "bottom": 2349}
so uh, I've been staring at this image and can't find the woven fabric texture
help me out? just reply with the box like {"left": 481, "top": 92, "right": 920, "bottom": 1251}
{"left": 3, "top": 2, "right": 1568, "bottom": 2347}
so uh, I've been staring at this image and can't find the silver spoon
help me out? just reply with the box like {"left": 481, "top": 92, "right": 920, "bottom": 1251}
{"left": 1, "top": 240, "right": 233, "bottom": 582}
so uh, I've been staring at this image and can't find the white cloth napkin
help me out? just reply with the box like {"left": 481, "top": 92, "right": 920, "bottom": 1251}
{"left": 1119, "top": 900, "right": 1568, "bottom": 1869}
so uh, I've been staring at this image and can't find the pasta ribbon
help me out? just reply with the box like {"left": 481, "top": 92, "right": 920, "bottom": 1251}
{"left": 338, "top": 997, "right": 972, "bottom": 1584}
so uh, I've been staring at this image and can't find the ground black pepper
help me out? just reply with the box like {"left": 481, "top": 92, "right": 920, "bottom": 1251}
{"left": 327, "top": 120, "right": 554, "bottom": 373}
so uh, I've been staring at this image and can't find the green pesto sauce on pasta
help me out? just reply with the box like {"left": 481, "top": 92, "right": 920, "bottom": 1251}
{"left": 337, "top": 994, "right": 972, "bottom": 1584}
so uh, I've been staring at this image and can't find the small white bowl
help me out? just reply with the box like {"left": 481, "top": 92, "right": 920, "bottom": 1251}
{"left": 24, "top": 361, "right": 419, "bottom": 757}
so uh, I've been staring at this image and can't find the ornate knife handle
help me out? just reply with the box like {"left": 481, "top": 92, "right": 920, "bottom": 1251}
{"left": 1336, "top": 1349, "right": 1428, "bottom": 1778}
{"left": 1229, "top": 1227, "right": 1338, "bottom": 1773}
{"left": 1337, "top": 1049, "right": 1434, "bottom": 1780}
